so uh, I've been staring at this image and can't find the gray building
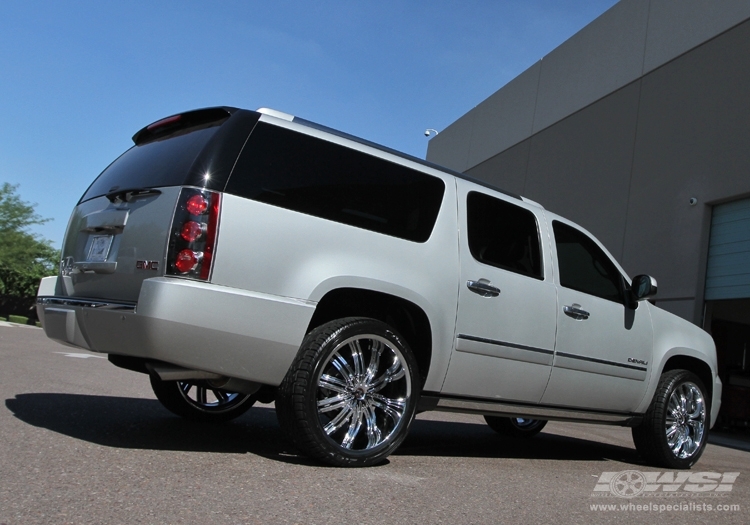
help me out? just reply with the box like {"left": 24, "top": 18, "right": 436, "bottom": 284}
{"left": 427, "top": 0, "right": 750, "bottom": 422}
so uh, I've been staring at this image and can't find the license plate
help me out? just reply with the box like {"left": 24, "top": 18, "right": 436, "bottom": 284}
{"left": 87, "top": 235, "right": 114, "bottom": 262}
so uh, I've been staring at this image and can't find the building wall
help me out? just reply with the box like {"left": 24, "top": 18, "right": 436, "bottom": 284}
{"left": 426, "top": 0, "right": 750, "bottom": 324}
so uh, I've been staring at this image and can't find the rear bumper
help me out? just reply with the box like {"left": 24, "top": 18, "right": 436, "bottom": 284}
{"left": 37, "top": 276, "right": 315, "bottom": 385}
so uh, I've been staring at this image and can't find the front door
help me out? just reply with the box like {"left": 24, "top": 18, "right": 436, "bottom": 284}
{"left": 540, "top": 219, "right": 653, "bottom": 412}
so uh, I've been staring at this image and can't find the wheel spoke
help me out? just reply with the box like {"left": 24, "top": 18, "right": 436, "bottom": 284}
{"left": 197, "top": 386, "right": 208, "bottom": 405}
{"left": 370, "top": 393, "right": 406, "bottom": 424}
{"left": 350, "top": 340, "right": 366, "bottom": 379}
{"left": 364, "top": 404, "right": 382, "bottom": 448}
{"left": 318, "top": 394, "right": 352, "bottom": 413}
{"left": 341, "top": 403, "right": 365, "bottom": 449}
{"left": 370, "top": 356, "right": 405, "bottom": 392}
{"left": 213, "top": 389, "right": 229, "bottom": 403}
{"left": 365, "top": 341, "right": 383, "bottom": 383}
{"left": 331, "top": 352, "right": 356, "bottom": 387}
{"left": 323, "top": 401, "right": 355, "bottom": 436}
{"left": 319, "top": 374, "right": 349, "bottom": 395}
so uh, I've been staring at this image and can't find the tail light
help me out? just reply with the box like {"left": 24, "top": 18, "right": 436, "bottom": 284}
{"left": 167, "top": 188, "right": 221, "bottom": 280}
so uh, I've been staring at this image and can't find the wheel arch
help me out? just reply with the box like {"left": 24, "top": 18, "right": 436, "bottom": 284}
{"left": 307, "top": 287, "right": 433, "bottom": 387}
{"left": 660, "top": 355, "right": 714, "bottom": 405}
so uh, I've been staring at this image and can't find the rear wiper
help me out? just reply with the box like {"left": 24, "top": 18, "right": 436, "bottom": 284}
{"left": 105, "top": 188, "right": 162, "bottom": 203}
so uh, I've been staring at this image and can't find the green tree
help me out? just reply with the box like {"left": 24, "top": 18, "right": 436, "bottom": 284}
{"left": 0, "top": 182, "right": 59, "bottom": 318}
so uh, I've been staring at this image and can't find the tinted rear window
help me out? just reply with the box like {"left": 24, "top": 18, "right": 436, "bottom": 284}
{"left": 226, "top": 123, "right": 446, "bottom": 242}
{"left": 80, "top": 126, "right": 220, "bottom": 202}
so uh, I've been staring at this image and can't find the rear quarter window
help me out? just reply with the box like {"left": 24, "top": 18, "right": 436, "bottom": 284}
{"left": 226, "top": 123, "right": 446, "bottom": 242}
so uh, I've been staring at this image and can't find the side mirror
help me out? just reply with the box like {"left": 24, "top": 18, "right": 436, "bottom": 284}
{"left": 631, "top": 274, "right": 657, "bottom": 301}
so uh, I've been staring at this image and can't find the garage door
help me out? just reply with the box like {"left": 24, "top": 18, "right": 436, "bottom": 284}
{"left": 705, "top": 198, "right": 750, "bottom": 300}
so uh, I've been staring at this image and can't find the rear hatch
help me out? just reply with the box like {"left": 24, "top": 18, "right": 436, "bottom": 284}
{"left": 56, "top": 107, "right": 260, "bottom": 303}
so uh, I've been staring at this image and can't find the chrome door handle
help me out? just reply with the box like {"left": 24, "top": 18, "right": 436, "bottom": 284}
{"left": 467, "top": 279, "right": 500, "bottom": 298}
{"left": 563, "top": 304, "right": 590, "bottom": 320}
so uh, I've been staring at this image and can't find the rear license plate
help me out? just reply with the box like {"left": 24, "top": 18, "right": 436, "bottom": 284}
{"left": 87, "top": 234, "right": 114, "bottom": 262}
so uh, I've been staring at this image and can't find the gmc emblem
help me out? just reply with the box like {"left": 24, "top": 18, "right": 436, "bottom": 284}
{"left": 136, "top": 260, "right": 159, "bottom": 271}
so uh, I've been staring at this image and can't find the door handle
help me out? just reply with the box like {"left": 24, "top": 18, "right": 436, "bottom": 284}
{"left": 467, "top": 279, "right": 500, "bottom": 298}
{"left": 563, "top": 304, "right": 590, "bottom": 320}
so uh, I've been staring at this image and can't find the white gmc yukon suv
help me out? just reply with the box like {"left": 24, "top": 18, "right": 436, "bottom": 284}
{"left": 37, "top": 106, "right": 720, "bottom": 468}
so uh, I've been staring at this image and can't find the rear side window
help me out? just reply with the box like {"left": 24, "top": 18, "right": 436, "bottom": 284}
{"left": 553, "top": 221, "right": 624, "bottom": 302}
{"left": 226, "top": 123, "right": 445, "bottom": 242}
{"left": 467, "top": 191, "right": 542, "bottom": 279}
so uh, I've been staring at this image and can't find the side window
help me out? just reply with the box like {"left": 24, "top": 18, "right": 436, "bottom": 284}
{"left": 552, "top": 221, "right": 624, "bottom": 303}
{"left": 467, "top": 192, "right": 543, "bottom": 279}
{"left": 225, "top": 123, "right": 446, "bottom": 243}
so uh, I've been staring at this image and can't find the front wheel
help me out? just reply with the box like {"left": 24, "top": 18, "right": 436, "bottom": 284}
{"left": 484, "top": 416, "right": 547, "bottom": 438}
{"left": 150, "top": 375, "right": 256, "bottom": 422}
{"left": 276, "top": 317, "right": 420, "bottom": 467}
{"left": 632, "top": 370, "right": 709, "bottom": 469}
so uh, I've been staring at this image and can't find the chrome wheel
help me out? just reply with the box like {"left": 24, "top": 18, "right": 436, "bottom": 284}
{"left": 665, "top": 381, "right": 706, "bottom": 459}
{"left": 149, "top": 375, "right": 256, "bottom": 422}
{"left": 316, "top": 334, "right": 411, "bottom": 452}
{"left": 276, "top": 317, "right": 420, "bottom": 467}
{"left": 632, "top": 370, "right": 709, "bottom": 469}
{"left": 176, "top": 381, "right": 251, "bottom": 414}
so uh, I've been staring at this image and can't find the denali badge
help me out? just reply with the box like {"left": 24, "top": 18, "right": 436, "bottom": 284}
{"left": 628, "top": 358, "right": 648, "bottom": 366}
{"left": 136, "top": 260, "right": 159, "bottom": 271}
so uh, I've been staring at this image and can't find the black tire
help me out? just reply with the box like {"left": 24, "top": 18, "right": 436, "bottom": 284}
{"left": 632, "top": 370, "right": 709, "bottom": 469}
{"left": 484, "top": 416, "right": 547, "bottom": 438}
{"left": 149, "top": 375, "right": 256, "bottom": 422}
{"left": 276, "top": 317, "right": 420, "bottom": 467}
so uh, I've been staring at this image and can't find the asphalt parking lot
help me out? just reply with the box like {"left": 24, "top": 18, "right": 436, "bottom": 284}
{"left": 1, "top": 323, "right": 748, "bottom": 524}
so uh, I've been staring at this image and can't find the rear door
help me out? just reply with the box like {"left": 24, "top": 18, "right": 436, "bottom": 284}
{"left": 441, "top": 182, "right": 557, "bottom": 403}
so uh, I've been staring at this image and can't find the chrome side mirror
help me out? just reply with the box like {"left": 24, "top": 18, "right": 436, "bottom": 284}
{"left": 631, "top": 274, "right": 657, "bottom": 301}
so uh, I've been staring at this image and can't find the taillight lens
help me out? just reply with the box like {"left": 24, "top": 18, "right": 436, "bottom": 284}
{"left": 180, "top": 221, "right": 204, "bottom": 242}
{"left": 167, "top": 188, "right": 220, "bottom": 280}
{"left": 174, "top": 249, "right": 201, "bottom": 273}
{"left": 186, "top": 194, "right": 208, "bottom": 216}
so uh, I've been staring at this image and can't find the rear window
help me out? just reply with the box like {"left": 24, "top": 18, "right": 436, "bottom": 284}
{"left": 80, "top": 126, "right": 220, "bottom": 203}
{"left": 226, "top": 123, "right": 446, "bottom": 242}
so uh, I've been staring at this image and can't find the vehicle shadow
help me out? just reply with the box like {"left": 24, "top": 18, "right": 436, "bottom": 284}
{"left": 5, "top": 393, "right": 642, "bottom": 466}
{"left": 400, "top": 418, "right": 641, "bottom": 464}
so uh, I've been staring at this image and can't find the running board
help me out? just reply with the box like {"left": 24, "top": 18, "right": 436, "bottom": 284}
{"left": 419, "top": 394, "right": 642, "bottom": 427}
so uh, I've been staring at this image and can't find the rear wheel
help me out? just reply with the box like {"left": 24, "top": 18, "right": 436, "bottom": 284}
{"left": 276, "top": 317, "right": 420, "bottom": 467}
{"left": 150, "top": 375, "right": 256, "bottom": 422}
{"left": 632, "top": 370, "right": 708, "bottom": 469}
{"left": 484, "top": 416, "right": 547, "bottom": 438}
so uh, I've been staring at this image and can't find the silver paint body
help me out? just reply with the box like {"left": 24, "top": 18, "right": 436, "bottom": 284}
{"left": 37, "top": 112, "right": 721, "bottom": 427}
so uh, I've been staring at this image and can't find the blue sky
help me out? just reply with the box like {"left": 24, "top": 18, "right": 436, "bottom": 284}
{"left": 0, "top": 0, "right": 617, "bottom": 247}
